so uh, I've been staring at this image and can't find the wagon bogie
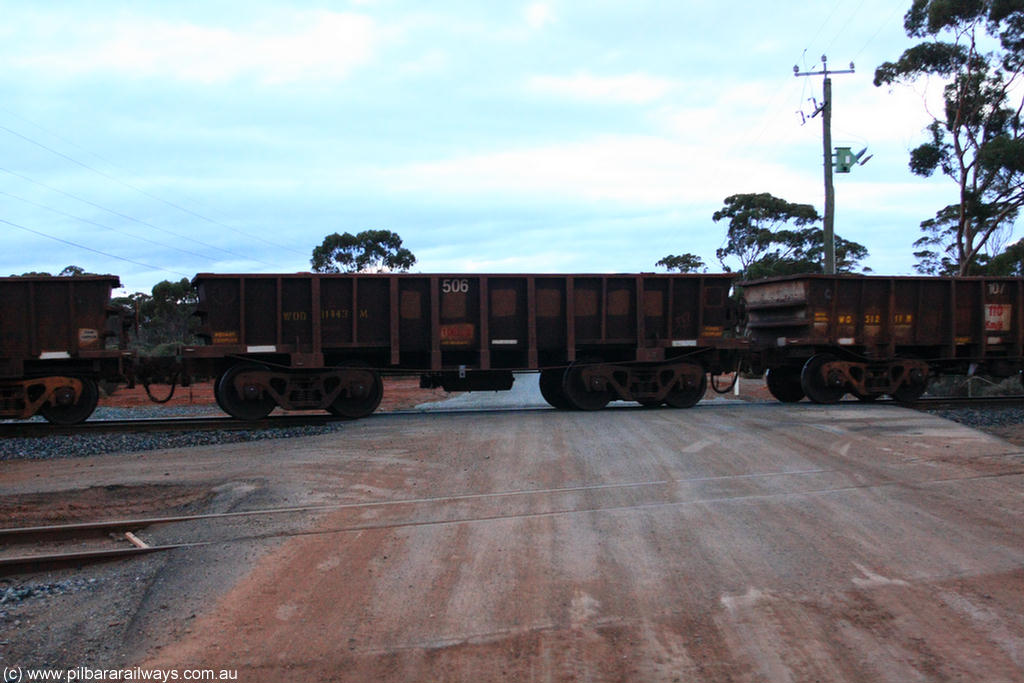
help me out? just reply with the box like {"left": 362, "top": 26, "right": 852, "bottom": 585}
{"left": 0, "top": 375, "right": 101, "bottom": 423}
{"left": 570, "top": 359, "right": 710, "bottom": 407}
{"left": 211, "top": 361, "right": 386, "bottom": 419}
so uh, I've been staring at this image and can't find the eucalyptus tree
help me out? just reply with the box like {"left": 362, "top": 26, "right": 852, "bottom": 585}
{"left": 875, "top": 0, "right": 1024, "bottom": 275}
{"left": 311, "top": 230, "right": 417, "bottom": 274}
{"left": 707, "top": 192, "right": 868, "bottom": 279}
{"left": 656, "top": 253, "right": 706, "bottom": 273}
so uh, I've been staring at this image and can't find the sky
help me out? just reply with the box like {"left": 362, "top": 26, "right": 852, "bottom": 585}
{"left": 0, "top": 1, "right": 982, "bottom": 294}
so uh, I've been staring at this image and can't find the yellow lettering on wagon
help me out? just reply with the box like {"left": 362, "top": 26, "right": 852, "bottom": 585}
{"left": 213, "top": 331, "right": 239, "bottom": 344}
{"left": 321, "top": 308, "right": 349, "bottom": 320}
{"left": 283, "top": 311, "right": 308, "bottom": 322}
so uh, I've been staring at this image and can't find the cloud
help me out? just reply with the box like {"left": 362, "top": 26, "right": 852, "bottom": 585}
{"left": 12, "top": 11, "right": 381, "bottom": 85}
{"left": 398, "top": 49, "right": 450, "bottom": 76}
{"left": 524, "top": 2, "right": 555, "bottom": 30}
{"left": 371, "top": 134, "right": 810, "bottom": 206}
{"left": 526, "top": 72, "right": 676, "bottom": 104}
{"left": 424, "top": 252, "right": 573, "bottom": 273}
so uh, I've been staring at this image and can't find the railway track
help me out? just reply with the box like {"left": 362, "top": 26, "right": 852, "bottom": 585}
{"left": 2, "top": 481, "right": 683, "bottom": 576}
{"left": 0, "top": 502, "right": 360, "bottom": 576}
{"left": 3, "top": 395, "right": 1024, "bottom": 438}
{"left": 0, "top": 405, "right": 558, "bottom": 437}
{"left": 0, "top": 523, "right": 192, "bottom": 576}
{"left": 906, "top": 395, "right": 1024, "bottom": 410}
{"left": 0, "top": 413, "right": 351, "bottom": 438}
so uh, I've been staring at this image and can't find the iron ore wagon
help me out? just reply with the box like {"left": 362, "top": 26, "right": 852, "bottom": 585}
{"left": 184, "top": 272, "right": 745, "bottom": 419}
{"left": 743, "top": 274, "right": 1024, "bottom": 403}
{"left": 0, "top": 275, "right": 128, "bottom": 423}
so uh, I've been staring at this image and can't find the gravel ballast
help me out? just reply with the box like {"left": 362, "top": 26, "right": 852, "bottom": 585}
{"left": 924, "top": 405, "right": 1024, "bottom": 429}
{"left": 1, "top": 407, "right": 347, "bottom": 461}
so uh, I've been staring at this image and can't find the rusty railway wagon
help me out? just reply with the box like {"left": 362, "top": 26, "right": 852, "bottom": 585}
{"left": 743, "top": 274, "right": 1024, "bottom": 404}
{"left": 0, "top": 275, "right": 128, "bottom": 424}
{"left": 184, "top": 272, "right": 744, "bottom": 419}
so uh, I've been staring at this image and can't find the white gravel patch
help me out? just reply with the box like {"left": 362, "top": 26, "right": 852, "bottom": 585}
{"left": 414, "top": 373, "right": 549, "bottom": 411}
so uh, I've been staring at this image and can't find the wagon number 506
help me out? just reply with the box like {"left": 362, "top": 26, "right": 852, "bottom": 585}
{"left": 442, "top": 278, "right": 470, "bottom": 294}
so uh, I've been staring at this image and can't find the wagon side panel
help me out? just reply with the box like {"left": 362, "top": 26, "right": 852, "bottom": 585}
{"left": 536, "top": 277, "right": 568, "bottom": 360}
{"left": 0, "top": 280, "right": 31, "bottom": 375}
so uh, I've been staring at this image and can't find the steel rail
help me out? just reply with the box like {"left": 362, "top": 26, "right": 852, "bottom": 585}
{"left": 0, "top": 404, "right": 562, "bottom": 437}
{"left": 0, "top": 413, "right": 350, "bottom": 437}
{"left": 907, "top": 395, "right": 1024, "bottom": 410}
{"left": 3, "top": 394, "right": 1023, "bottom": 439}
{"left": 0, "top": 544, "right": 191, "bottom": 576}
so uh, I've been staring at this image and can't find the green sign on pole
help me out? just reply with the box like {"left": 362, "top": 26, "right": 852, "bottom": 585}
{"left": 834, "top": 146, "right": 855, "bottom": 173}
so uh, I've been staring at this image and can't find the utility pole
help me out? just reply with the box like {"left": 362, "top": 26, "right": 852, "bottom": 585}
{"left": 795, "top": 55, "right": 855, "bottom": 275}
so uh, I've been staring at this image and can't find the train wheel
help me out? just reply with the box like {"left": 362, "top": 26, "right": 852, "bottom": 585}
{"left": 539, "top": 369, "right": 574, "bottom": 410}
{"left": 765, "top": 367, "right": 805, "bottom": 402}
{"left": 213, "top": 372, "right": 229, "bottom": 414}
{"left": 800, "top": 354, "right": 846, "bottom": 404}
{"left": 39, "top": 377, "right": 99, "bottom": 425}
{"left": 664, "top": 367, "right": 707, "bottom": 409}
{"left": 328, "top": 362, "right": 383, "bottom": 419}
{"left": 562, "top": 360, "right": 612, "bottom": 411}
{"left": 216, "top": 363, "right": 276, "bottom": 420}
{"left": 892, "top": 365, "right": 927, "bottom": 403}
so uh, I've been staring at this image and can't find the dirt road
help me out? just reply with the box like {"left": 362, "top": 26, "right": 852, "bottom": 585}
{"left": 5, "top": 401, "right": 1024, "bottom": 681}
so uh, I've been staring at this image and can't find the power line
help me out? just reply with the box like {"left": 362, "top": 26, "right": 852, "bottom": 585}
{"left": 693, "top": 71, "right": 804, "bottom": 206}
{"left": 705, "top": 4, "right": 863, "bottom": 189}
{"left": 804, "top": 4, "right": 846, "bottom": 57}
{"left": 853, "top": 2, "right": 906, "bottom": 62}
{"left": 0, "top": 165, "right": 278, "bottom": 267}
{"left": 0, "top": 120, "right": 307, "bottom": 256}
{"left": 822, "top": 0, "right": 869, "bottom": 56}
{"left": 0, "top": 217, "right": 191, "bottom": 278}
{"left": 0, "top": 189, "right": 218, "bottom": 263}
{"left": 0, "top": 107, "right": 129, "bottom": 177}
